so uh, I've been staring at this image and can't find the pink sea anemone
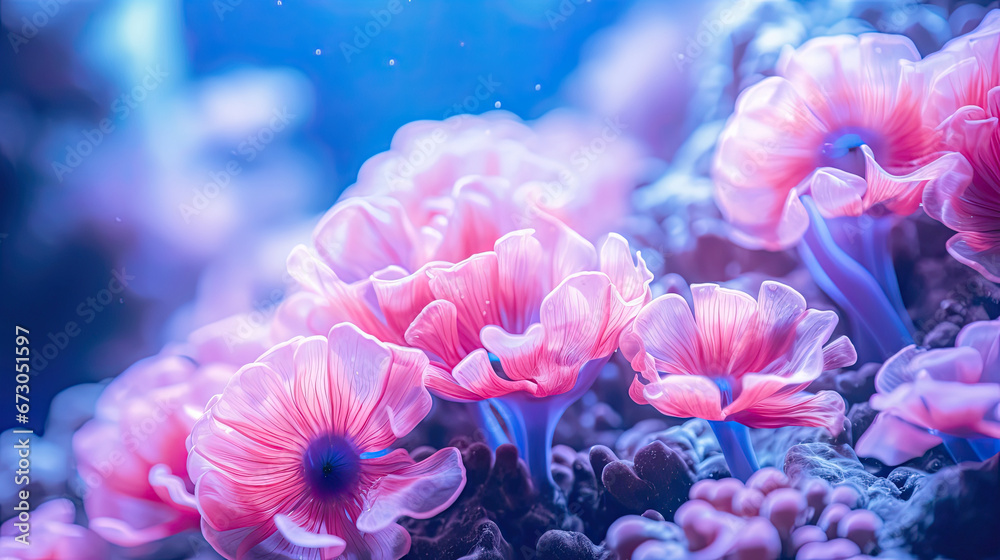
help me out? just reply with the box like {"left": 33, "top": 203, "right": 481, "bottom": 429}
{"left": 713, "top": 32, "right": 971, "bottom": 250}
{"left": 0, "top": 499, "right": 108, "bottom": 560}
{"left": 186, "top": 323, "right": 466, "bottom": 560}
{"left": 277, "top": 218, "right": 651, "bottom": 495}
{"left": 856, "top": 318, "right": 1000, "bottom": 466}
{"left": 340, "top": 110, "right": 650, "bottom": 243}
{"left": 281, "top": 218, "right": 652, "bottom": 401}
{"left": 622, "top": 282, "right": 856, "bottom": 480}
{"left": 922, "top": 11, "right": 1000, "bottom": 282}
{"left": 71, "top": 315, "right": 271, "bottom": 547}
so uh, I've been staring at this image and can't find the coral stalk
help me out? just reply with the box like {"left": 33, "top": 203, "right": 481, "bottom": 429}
{"left": 798, "top": 196, "right": 913, "bottom": 360}
{"left": 709, "top": 421, "right": 760, "bottom": 482}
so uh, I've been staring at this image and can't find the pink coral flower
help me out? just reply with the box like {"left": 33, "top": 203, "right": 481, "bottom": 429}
{"left": 341, "top": 110, "right": 649, "bottom": 243}
{"left": 186, "top": 323, "right": 466, "bottom": 560}
{"left": 622, "top": 282, "right": 857, "bottom": 433}
{"left": 921, "top": 11, "right": 1000, "bottom": 281}
{"left": 0, "top": 499, "right": 108, "bottom": 560}
{"left": 280, "top": 219, "right": 652, "bottom": 400}
{"left": 856, "top": 318, "right": 1000, "bottom": 465}
{"left": 71, "top": 315, "right": 270, "bottom": 547}
{"left": 713, "top": 33, "right": 972, "bottom": 249}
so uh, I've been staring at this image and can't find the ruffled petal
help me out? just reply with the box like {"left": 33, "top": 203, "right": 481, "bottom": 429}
{"left": 690, "top": 284, "right": 758, "bottom": 376}
{"left": 312, "top": 196, "right": 424, "bottom": 283}
{"left": 426, "top": 253, "right": 503, "bottom": 351}
{"left": 956, "top": 318, "right": 1000, "bottom": 382}
{"left": 494, "top": 229, "right": 546, "bottom": 333}
{"left": 405, "top": 299, "right": 468, "bottom": 367}
{"left": 357, "top": 448, "right": 466, "bottom": 532}
{"left": 642, "top": 375, "right": 724, "bottom": 421}
{"left": 274, "top": 514, "right": 347, "bottom": 553}
{"left": 727, "top": 390, "right": 846, "bottom": 435}
{"left": 450, "top": 349, "right": 538, "bottom": 399}
{"left": 822, "top": 336, "right": 858, "bottom": 371}
{"left": 870, "top": 378, "right": 1000, "bottom": 439}
{"left": 627, "top": 294, "right": 701, "bottom": 376}
{"left": 371, "top": 263, "right": 439, "bottom": 341}
{"left": 855, "top": 413, "right": 943, "bottom": 466}
{"left": 947, "top": 231, "right": 1000, "bottom": 283}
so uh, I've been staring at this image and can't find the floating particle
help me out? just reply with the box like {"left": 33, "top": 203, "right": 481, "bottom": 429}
{"left": 494, "top": 101, "right": 501, "bottom": 108}
{"left": 315, "top": 49, "right": 322, "bottom": 55}
{"left": 389, "top": 58, "right": 395, "bottom": 66}
{"left": 534, "top": 84, "right": 541, "bottom": 91}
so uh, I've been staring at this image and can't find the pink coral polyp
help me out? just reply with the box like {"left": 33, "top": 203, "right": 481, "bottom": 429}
{"left": 713, "top": 33, "right": 971, "bottom": 249}
{"left": 186, "top": 323, "right": 466, "bottom": 560}
{"left": 622, "top": 282, "right": 857, "bottom": 433}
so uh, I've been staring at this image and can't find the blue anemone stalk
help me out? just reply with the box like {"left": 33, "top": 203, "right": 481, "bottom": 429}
{"left": 710, "top": 378, "right": 758, "bottom": 481}
{"left": 476, "top": 400, "right": 511, "bottom": 449}
{"left": 709, "top": 421, "right": 759, "bottom": 482}
{"left": 498, "top": 357, "right": 609, "bottom": 499}
{"left": 798, "top": 196, "right": 913, "bottom": 360}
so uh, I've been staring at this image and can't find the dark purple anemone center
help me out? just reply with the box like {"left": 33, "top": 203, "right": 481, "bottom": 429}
{"left": 303, "top": 433, "right": 361, "bottom": 500}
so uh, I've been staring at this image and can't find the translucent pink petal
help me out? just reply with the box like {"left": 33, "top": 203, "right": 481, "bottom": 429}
{"left": 405, "top": 299, "right": 468, "bottom": 367}
{"left": 426, "top": 253, "right": 504, "bottom": 351}
{"left": 451, "top": 348, "right": 538, "bottom": 399}
{"left": 494, "top": 230, "right": 546, "bottom": 334}
{"left": 274, "top": 514, "right": 347, "bottom": 553}
{"left": 870, "top": 378, "right": 1000, "bottom": 439}
{"left": 956, "top": 318, "right": 1000, "bottom": 381}
{"left": 312, "top": 196, "right": 423, "bottom": 283}
{"left": 728, "top": 390, "right": 846, "bottom": 435}
{"left": 690, "top": 284, "right": 758, "bottom": 375}
{"left": 642, "top": 375, "right": 725, "bottom": 421}
{"left": 855, "top": 413, "right": 943, "bottom": 465}
{"left": 822, "top": 336, "right": 859, "bottom": 371}
{"left": 357, "top": 448, "right": 466, "bottom": 532}
{"left": 626, "top": 293, "right": 701, "bottom": 376}
{"left": 371, "top": 263, "right": 439, "bottom": 341}
{"left": 947, "top": 232, "right": 1000, "bottom": 283}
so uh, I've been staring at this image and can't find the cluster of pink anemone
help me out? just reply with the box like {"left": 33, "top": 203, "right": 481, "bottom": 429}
{"left": 43, "top": 14, "right": 1000, "bottom": 559}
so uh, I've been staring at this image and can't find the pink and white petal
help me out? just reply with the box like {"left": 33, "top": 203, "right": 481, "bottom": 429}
{"left": 855, "top": 413, "right": 943, "bottom": 466}
{"left": 713, "top": 77, "right": 826, "bottom": 198}
{"left": 312, "top": 196, "right": 423, "bottom": 283}
{"left": 357, "top": 447, "right": 466, "bottom": 533}
{"left": 863, "top": 149, "right": 973, "bottom": 218}
{"left": 758, "top": 309, "right": 839, "bottom": 384}
{"left": 872, "top": 379, "right": 1000, "bottom": 439}
{"left": 642, "top": 375, "right": 724, "bottom": 421}
{"left": 947, "top": 231, "right": 1000, "bottom": 283}
{"left": 286, "top": 246, "right": 397, "bottom": 342}
{"left": 372, "top": 263, "right": 439, "bottom": 341}
{"left": 433, "top": 177, "right": 514, "bottom": 263}
{"left": 716, "top": 184, "right": 812, "bottom": 251}
{"left": 423, "top": 363, "right": 483, "bottom": 402}
{"left": 427, "top": 253, "right": 504, "bottom": 350}
{"left": 690, "top": 284, "right": 758, "bottom": 375}
{"left": 274, "top": 514, "right": 347, "bottom": 554}
{"left": 451, "top": 349, "right": 539, "bottom": 399}
{"left": 806, "top": 167, "right": 868, "bottom": 218}
{"left": 325, "top": 323, "right": 434, "bottom": 450}
{"left": 746, "top": 281, "right": 808, "bottom": 371}
{"left": 405, "top": 299, "right": 468, "bottom": 367}
{"left": 629, "top": 375, "right": 650, "bottom": 406}
{"left": 529, "top": 212, "right": 600, "bottom": 284}
{"left": 599, "top": 233, "right": 653, "bottom": 304}
{"left": 822, "top": 336, "right": 858, "bottom": 371}
{"left": 148, "top": 463, "right": 198, "bottom": 512}
{"left": 874, "top": 345, "right": 922, "bottom": 394}
{"left": 908, "top": 346, "right": 984, "bottom": 384}
{"left": 481, "top": 323, "right": 544, "bottom": 382}
{"left": 494, "top": 230, "right": 546, "bottom": 333}
{"left": 956, "top": 318, "right": 1000, "bottom": 382}
{"left": 629, "top": 294, "right": 701, "bottom": 376}
{"left": 729, "top": 390, "right": 845, "bottom": 435}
